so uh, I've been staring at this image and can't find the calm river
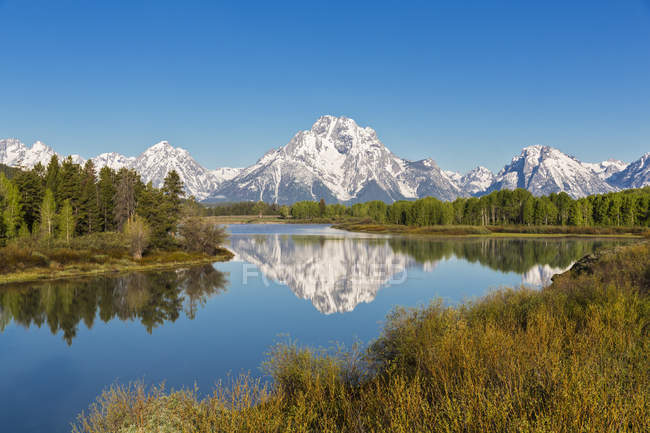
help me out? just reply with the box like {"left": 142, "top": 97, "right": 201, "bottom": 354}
{"left": 0, "top": 224, "right": 630, "bottom": 432}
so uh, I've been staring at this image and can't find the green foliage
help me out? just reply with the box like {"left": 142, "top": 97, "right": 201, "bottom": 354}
{"left": 0, "top": 173, "right": 23, "bottom": 239}
{"left": 123, "top": 216, "right": 151, "bottom": 260}
{"left": 39, "top": 189, "right": 57, "bottom": 239}
{"left": 204, "top": 201, "right": 282, "bottom": 216}
{"left": 291, "top": 200, "right": 321, "bottom": 219}
{"left": 57, "top": 199, "right": 76, "bottom": 244}
{"left": 178, "top": 217, "right": 228, "bottom": 255}
{"left": 113, "top": 168, "right": 139, "bottom": 230}
{"left": 14, "top": 166, "right": 44, "bottom": 231}
{"left": 98, "top": 166, "right": 117, "bottom": 231}
{"left": 162, "top": 169, "right": 184, "bottom": 213}
{"left": 0, "top": 163, "right": 21, "bottom": 179}
{"left": 77, "top": 160, "right": 101, "bottom": 235}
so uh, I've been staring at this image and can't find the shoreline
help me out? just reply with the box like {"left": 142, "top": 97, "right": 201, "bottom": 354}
{"left": 0, "top": 249, "right": 234, "bottom": 286}
{"left": 331, "top": 222, "right": 647, "bottom": 239}
{"left": 206, "top": 216, "right": 647, "bottom": 238}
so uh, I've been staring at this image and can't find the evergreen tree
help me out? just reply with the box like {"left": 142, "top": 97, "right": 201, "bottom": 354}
{"left": 78, "top": 160, "right": 100, "bottom": 234}
{"left": 114, "top": 168, "right": 138, "bottom": 230}
{"left": 162, "top": 170, "right": 184, "bottom": 214}
{"left": 137, "top": 182, "right": 173, "bottom": 247}
{"left": 45, "top": 155, "right": 60, "bottom": 201}
{"left": 319, "top": 198, "right": 327, "bottom": 217}
{"left": 14, "top": 168, "right": 44, "bottom": 231}
{"left": 98, "top": 166, "right": 117, "bottom": 231}
{"left": 58, "top": 156, "right": 82, "bottom": 211}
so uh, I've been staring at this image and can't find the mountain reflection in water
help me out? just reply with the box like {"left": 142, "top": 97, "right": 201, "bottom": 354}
{"left": 229, "top": 234, "right": 625, "bottom": 314}
{"left": 0, "top": 265, "right": 227, "bottom": 344}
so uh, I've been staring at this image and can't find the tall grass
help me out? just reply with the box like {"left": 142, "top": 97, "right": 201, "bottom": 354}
{"left": 73, "top": 243, "right": 650, "bottom": 433}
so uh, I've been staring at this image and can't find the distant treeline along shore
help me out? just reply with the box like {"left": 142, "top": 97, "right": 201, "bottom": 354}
{"left": 206, "top": 187, "right": 650, "bottom": 228}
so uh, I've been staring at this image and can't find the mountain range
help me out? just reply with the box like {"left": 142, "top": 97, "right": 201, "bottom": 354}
{"left": 1, "top": 115, "right": 648, "bottom": 202}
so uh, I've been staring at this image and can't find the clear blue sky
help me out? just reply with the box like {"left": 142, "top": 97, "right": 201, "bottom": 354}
{"left": 1, "top": 0, "right": 649, "bottom": 173}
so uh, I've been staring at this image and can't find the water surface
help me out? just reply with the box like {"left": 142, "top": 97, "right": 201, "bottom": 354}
{"left": 0, "top": 224, "right": 630, "bottom": 432}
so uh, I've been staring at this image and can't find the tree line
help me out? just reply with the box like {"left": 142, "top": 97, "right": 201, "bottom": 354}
{"left": 277, "top": 188, "right": 650, "bottom": 227}
{"left": 0, "top": 156, "right": 186, "bottom": 249}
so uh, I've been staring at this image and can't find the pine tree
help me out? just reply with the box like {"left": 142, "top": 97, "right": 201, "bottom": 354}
{"left": 58, "top": 156, "right": 82, "bottom": 211}
{"left": 319, "top": 198, "right": 327, "bottom": 217}
{"left": 98, "top": 166, "right": 117, "bottom": 231}
{"left": 162, "top": 170, "right": 184, "bottom": 219}
{"left": 114, "top": 168, "right": 138, "bottom": 230}
{"left": 45, "top": 155, "right": 60, "bottom": 201}
{"left": 78, "top": 160, "right": 100, "bottom": 234}
{"left": 137, "top": 182, "right": 172, "bottom": 247}
{"left": 14, "top": 168, "right": 44, "bottom": 231}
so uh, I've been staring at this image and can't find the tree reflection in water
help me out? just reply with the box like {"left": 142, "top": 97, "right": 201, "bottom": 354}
{"left": 0, "top": 265, "right": 228, "bottom": 345}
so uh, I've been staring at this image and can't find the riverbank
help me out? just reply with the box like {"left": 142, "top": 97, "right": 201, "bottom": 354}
{"left": 206, "top": 215, "right": 342, "bottom": 224}
{"left": 207, "top": 216, "right": 649, "bottom": 238}
{"left": 73, "top": 241, "right": 649, "bottom": 433}
{"left": 333, "top": 221, "right": 649, "bottom": 238}
{"left": 0, "top": 243, "right": 234, "bottom": 285}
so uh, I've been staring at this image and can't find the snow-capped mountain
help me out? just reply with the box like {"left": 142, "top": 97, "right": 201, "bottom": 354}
{"left": 583, "top": 159, "right": 628, "bottom": 181}
{"left": 607, "top": 153, "right": 650, "bottom": 189}
{"left": 127, "top": 141, "right": 221, "bottom": 200}
{"left": 0, "top": 138, "right": 85, "bottom": 168}
{"left": 459, "top": 166, "right": 496, "bottom": 196}
{"left": 92, "top": 152, "right": 136, "bottom": 172}
{"left": 89, "top": 142, "right": 233, "bottom": 199}
{"left": 486, "top": 145, "right": 619, "bottom": 198}
{"left": 2, "top": 117, "right": 648, "bottom": 202}
{"left": 211, "top": 167, "right": 243, "bottom": 184}
{"left": 207, "top": 115, "right": 462, "bottom": 204}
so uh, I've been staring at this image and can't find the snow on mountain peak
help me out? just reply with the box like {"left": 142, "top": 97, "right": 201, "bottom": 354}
{"left": 209, "top": 115, "right": 462, "bottom": 204}
{"left": 2, "top": 125, "right": 648, "bottom": 204}
{"left": 491, "top": 145, "right": 618, "bottom": 198}
{"left": 608, "top": 152, "right": 650, "bottom": 189}
{"left": 460, "top": 166, "right": 495, "bottom": 195}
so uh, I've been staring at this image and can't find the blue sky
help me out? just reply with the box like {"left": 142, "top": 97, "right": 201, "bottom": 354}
{"left": 1, "top": 0, "right": 649, "bottom": 173}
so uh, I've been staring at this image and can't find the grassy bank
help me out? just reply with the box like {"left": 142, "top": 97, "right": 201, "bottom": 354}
{"left": 73, "top": 242, "right": 649, "bottom": 432}
{"left": 333, "top": 221, "right": 650, "bottom": 238}
{"left": 0, "top": 233, "right": 233, "bottom": 285}
{"left": 206, "top": 215, "right": 351, "bottom": 225}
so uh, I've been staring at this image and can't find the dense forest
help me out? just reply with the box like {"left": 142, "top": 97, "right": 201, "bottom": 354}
{"left": 286, "top": 188, "right": 650, "bottom": 227}
{"left": 0, "top": 156, "right": 190, "bottom": 248}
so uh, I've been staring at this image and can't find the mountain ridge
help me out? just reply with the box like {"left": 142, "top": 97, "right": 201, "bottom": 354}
{"left": 1, "top": 116, "right": 647, "bottom": 202}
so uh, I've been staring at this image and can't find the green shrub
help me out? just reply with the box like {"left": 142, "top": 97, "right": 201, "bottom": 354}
{"left": 177, "top": 217, "right": 228, "bottom": 255}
